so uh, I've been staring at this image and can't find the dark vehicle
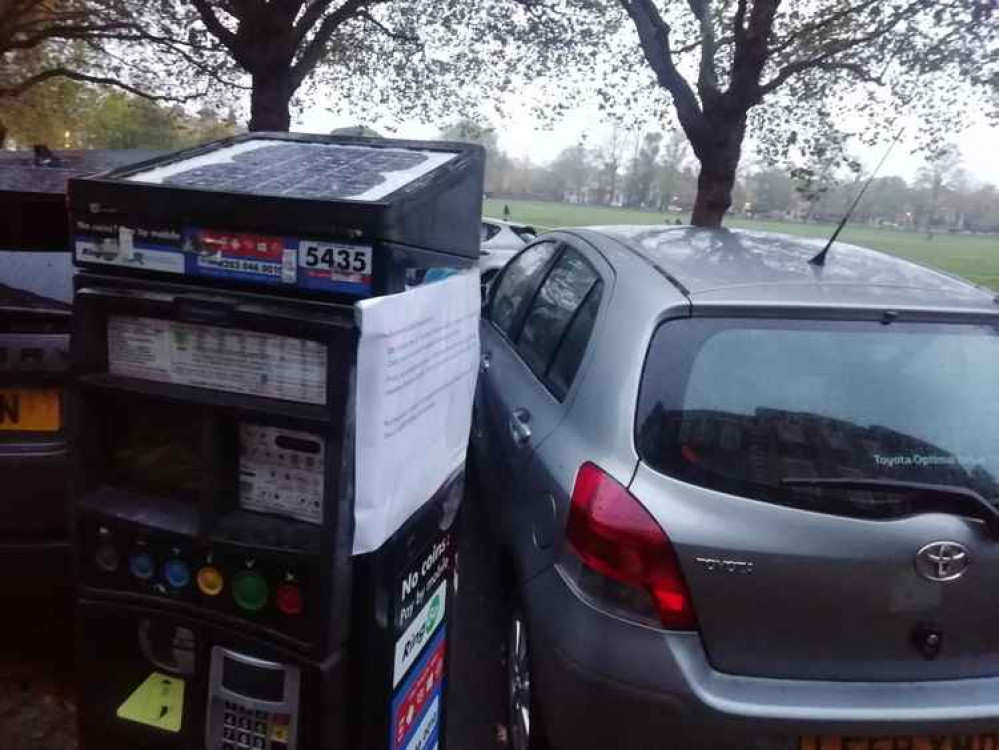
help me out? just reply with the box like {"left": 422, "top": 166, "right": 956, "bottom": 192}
{"left": 0, "top": 149, "right": 161, "bottom": 600}
{"left": 0, "top": 247, "right": 72, "bottom": 598}
{"left": 472, "top": 225, "right": 999, "bottom": 750}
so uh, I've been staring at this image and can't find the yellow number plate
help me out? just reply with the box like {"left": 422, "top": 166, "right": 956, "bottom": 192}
{"left": 0, "top": 388, "right": 61, "bottom": 432}
{"left": 802, "top": 736, "right": 999, "bottom": 750}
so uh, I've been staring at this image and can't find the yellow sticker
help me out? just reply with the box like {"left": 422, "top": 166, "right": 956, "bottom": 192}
{"left": 116, "top": 672, "right": 185, "bottom": 733}
{"left": 271, "top": 725, "right": 289, "bottom": 742}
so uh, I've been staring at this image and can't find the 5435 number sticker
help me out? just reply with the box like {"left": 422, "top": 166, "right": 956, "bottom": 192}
{"left": 298, "top": 241, "right": 372, "bottom": 282}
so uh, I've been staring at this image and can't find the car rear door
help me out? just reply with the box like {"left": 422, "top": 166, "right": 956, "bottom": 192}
{"left": 630, "top": 313, "right": 999, "bottom": 681}
{"left": 474, "top": 238, "right": 606, "bottom": 575}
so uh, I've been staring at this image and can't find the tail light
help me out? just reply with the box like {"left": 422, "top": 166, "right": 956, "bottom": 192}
{"left": 565, "top": 462, "right": 696, "bottom": 630}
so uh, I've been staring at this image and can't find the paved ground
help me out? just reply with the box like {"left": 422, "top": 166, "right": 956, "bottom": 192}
{"left": 0, "top": 491, "right": 508, "bottom": 750}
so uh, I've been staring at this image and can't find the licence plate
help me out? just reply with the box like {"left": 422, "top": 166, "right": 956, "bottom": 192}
{"left": 0, "top": 388, "right": 61, "bottom": 432}
{"left": 801, "top": 736, "right": 999, "bottom": 750}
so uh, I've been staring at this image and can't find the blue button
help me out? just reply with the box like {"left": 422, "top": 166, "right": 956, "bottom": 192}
{"left": 129, "top": 552, "right": 155, "bottom": 580}
{"left": 164, "top": 559, "right": 190, "bottom": 589}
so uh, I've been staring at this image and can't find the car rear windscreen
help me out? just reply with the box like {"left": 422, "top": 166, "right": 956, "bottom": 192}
{"left": 635, "top": 318, "right": 999, "bottom": 518}
{"left": 0, "top": 250, "right": 73, "bottom": 310}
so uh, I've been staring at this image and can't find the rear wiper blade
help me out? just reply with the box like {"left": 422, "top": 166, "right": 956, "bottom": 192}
{"left": 781, "top": 477, "right": 999, "bottom": 540}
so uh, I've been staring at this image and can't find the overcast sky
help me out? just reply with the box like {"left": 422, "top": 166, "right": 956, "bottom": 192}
{"left": 299, "top": 95, "right": 998, "bottom": 186}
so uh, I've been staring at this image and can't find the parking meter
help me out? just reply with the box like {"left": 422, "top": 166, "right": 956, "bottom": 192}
{"left": 67, "top": 133, "right": 483, "bottom": 750}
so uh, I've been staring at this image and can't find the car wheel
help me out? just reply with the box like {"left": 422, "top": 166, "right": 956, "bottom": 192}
{"left": 507, "top": 599, "right": 549, "bottom": 750}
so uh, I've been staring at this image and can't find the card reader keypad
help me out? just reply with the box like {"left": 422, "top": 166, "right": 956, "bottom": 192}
{"left": 220, "top": 702, "right": 289, "bottom": 750}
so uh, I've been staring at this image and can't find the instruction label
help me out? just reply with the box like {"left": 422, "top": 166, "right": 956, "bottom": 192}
{"left": 116, "top": 672, "right": 185, "bottom": 733}
{"left": 393, "top": 580, "right": 447, "bottom": 687}
{"left": 239, "top": 424, "right": 325, "bottom": 524}
{"left": 107, "top": 316, "right": 328, "bottom": 404}
{"left": 395, "top": 531, "right": 452, "bottom": 636}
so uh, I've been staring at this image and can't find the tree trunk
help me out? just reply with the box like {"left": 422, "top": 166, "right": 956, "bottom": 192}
{"left": 689, "top": 111, "right": 747, "bottom": 227}
{"left": 691, "top": 164, "right": 738, "bottom": 226}
{"left": 248, "top": 71, "right": 293, "bottom": 131}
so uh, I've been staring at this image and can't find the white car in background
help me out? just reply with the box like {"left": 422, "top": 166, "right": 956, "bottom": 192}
{"left": 479, "top": 217, "right": 537, "bottom": 283}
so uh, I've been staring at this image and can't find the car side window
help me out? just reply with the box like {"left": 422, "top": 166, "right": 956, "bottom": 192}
{"left": 546, "top": 279, "right": 603, "bottom": 399}
{"left": 488, "top": 241, "right": 558, "bottom": 338}
{"left": 480, "top": 222, "right": 502, "bottom": 242}
{"left": 516, "top": 247, "right": 599, "bottom": 389}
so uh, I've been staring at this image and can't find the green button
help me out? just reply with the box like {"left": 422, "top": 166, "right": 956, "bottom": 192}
{"left": 232, "top": 571, "right": 269, "bottom": 612}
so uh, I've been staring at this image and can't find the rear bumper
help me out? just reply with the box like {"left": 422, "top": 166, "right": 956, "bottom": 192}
{"left": 0, "top": 539, "right": 71, "bottom": 598}
{"left": 523, "top": 566, "right": 999, "bottom": 750}
{"left": 0, "top": 440, "right": 70, "bottom": 598}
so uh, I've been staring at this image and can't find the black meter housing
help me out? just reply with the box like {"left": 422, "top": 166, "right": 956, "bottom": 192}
{"left": 68, "top": 132, "right": 483, "bottom": 300}
{"left": 68, "top": 134, "right": 482, "bottom": 750}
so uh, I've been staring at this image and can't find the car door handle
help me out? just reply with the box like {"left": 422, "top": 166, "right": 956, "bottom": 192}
{"left": 480, "top": 350, "right": 491, "bottom": 371}
{"left": 509, "top": 408, "right": 532, "bottom": 446}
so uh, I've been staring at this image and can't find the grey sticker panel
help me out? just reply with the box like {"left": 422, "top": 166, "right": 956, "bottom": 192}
{"left": 238, "top": 424, "right": 325, "bottom": 525}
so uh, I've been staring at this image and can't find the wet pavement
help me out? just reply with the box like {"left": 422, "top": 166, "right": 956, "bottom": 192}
{"left": 0, "top": 491, "right": 508, "bottom": 750}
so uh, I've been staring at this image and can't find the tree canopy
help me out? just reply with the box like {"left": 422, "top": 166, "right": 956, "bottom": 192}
{"left": 531, "top": 0, "right": 998, "bottom": 225}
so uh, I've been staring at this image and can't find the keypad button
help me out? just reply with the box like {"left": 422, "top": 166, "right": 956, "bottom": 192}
{"left": 223, "top": 727, "right": 235, "bottom": 740}
{"left": 95, "top": 543, "right": 119, "bottom": 573}
{"left": 238, "top": 731, "right": 250, "bottom": 744}
{"left": 164, "top": 558, "right": 190, "bottom": 589}
{"left": 198, "top": 565, "right": 224, "bottom": 597}
{"left": 254, "top": 722, "right": 267, "bottom": 733}
{"left": 252, "top": 738, "right": 265, "bottom": 749}
{"left": 233, "top": 571, "right": 269, "bottom": 612}
{"left": 238, "top": 717, "right": 251, "bottom": 729}
{"left": 128, "top": 551, "right": 155, "bottom": 580}
{"left": 224, "top": 714, "right": 235, "bottom": 725}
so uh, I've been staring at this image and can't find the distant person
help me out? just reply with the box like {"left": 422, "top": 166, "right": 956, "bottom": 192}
{"left": 675, "top": 218, "right": 682, "bottom": 225}
{"left": 503, "top": 204, "right": 511, "bottom": 221}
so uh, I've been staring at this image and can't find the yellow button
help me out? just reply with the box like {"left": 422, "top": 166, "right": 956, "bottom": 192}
{"left": 271, "top": 726, "right": 288, "bottom": 742}
{"left": 197, "top": 566, "right": 224, "bottom": 596}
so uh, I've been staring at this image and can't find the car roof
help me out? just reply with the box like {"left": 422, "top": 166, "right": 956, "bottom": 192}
{"left": 571, "top": 225, "right": 996, "bottom": 313}
{"left": 0, "top": 148, "right": 166, "bottom": 194}
{"left": 482, "top": 216, "right": 535, "bottom": 230}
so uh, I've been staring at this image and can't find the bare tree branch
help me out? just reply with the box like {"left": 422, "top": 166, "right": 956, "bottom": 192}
{"left": 356, "top": 9, "right": 419, "bottom": 44}
{"left": 189, "top": 0, "right": 237, "bottom": 47}
{"left": 686, "top": 0, "right": 719, "bottom": 96}
{"left": 761, "top": 0, "right": 931, "bottom": 95}
{"left": 3, "top": 22, "right": 139, "bottom": 51}
{"left": 618, "top": 0, "right": 704, "bottom": 139}
{"left": 725, "top": 0, "right": 780, "bottom": 109}
{"left": 0, "top": 67, "right": 207, "bottom": 101}
{"left": 290, "top": 0, "right": 371, "bottom": 88}
{"left": 293, "top": 0, "right": 337, "bottom": 46}
{"left": 768, "top": 0, "right": 883, "bottom": 55}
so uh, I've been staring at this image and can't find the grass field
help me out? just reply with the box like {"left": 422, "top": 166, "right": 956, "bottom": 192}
{"left": 484, "top": 198, "right": 999, "bottom": 291}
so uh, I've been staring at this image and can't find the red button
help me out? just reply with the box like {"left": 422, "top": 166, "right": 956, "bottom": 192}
{"left": 275, "top": 584, "right": 303, "bottom": 616}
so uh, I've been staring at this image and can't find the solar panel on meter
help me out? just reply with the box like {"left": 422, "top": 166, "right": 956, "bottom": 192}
{"left": 145, "top": 142, "right": 444, "bottom": 200}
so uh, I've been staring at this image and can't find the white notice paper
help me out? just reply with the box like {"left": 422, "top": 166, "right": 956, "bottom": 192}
{"left": 353, "top": 272, "right": 480, "bottom": 555}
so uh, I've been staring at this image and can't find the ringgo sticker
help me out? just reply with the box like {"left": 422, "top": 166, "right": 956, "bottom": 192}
{"left": 393, "top": 580, "right": 446, "bottom": 687}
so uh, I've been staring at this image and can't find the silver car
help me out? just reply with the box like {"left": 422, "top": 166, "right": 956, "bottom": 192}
{"left": 471, "top": 226, "right": 999, "bottom": 750}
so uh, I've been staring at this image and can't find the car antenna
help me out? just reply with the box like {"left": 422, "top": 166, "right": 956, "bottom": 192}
{"left": 809, "top": 128, "right": 905, "bottom": 267}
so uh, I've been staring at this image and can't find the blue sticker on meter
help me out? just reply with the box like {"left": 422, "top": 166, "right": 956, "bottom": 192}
{"left": 390, "top": 627, "right": 446, "bottom": 750}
